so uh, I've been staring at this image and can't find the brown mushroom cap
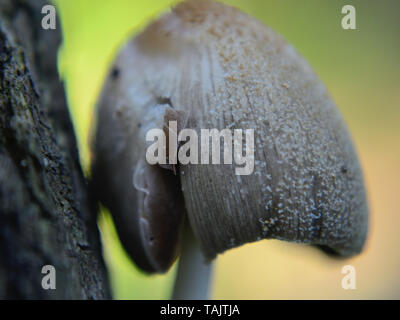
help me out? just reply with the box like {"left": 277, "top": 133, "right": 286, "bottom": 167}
{"left": 91, "top": 0, "right": 368, "bottom": 273}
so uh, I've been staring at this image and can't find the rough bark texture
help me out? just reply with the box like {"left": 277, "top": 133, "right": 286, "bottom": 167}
{"left": 0, "top": 0, "right": 110, "bottom": 299}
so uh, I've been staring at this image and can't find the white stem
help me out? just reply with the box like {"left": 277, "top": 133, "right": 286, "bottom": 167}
{"left": 172, "top": 222, "right": 214, "bottom": 300}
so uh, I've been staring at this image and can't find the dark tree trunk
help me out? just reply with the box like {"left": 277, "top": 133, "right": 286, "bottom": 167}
{"left": 0, "top": 0, "right": 110, "bottom": 299}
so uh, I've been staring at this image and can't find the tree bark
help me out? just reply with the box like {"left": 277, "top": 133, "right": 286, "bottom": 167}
{"left": 0, "top": 0, "right": 110, "bottom": 299}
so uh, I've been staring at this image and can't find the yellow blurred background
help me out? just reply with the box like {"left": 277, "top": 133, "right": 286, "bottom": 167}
{"left": 54, "top": 0, "right": 400, "bottom": 299}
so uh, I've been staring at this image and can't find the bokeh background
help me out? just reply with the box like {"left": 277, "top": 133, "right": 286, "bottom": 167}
{"left": 53, "top": 0, "right": 400, "bottom": 299}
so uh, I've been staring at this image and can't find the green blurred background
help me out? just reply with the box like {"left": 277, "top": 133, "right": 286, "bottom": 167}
{"left": 53, "top": 0, "right": 400, "bottom": 299}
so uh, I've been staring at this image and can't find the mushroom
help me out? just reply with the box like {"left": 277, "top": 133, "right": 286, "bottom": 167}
{"left": 91, "top": 0, "right": 368, "bottom": 299}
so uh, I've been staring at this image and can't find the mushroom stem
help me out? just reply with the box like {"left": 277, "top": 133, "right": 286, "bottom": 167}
{"left": 172, "top": 221, "right": 214, "bottom": 300}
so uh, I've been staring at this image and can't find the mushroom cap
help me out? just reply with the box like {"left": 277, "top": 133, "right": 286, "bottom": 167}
{"left": 92, "top": 0, "right": 369, "bottom": 272}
